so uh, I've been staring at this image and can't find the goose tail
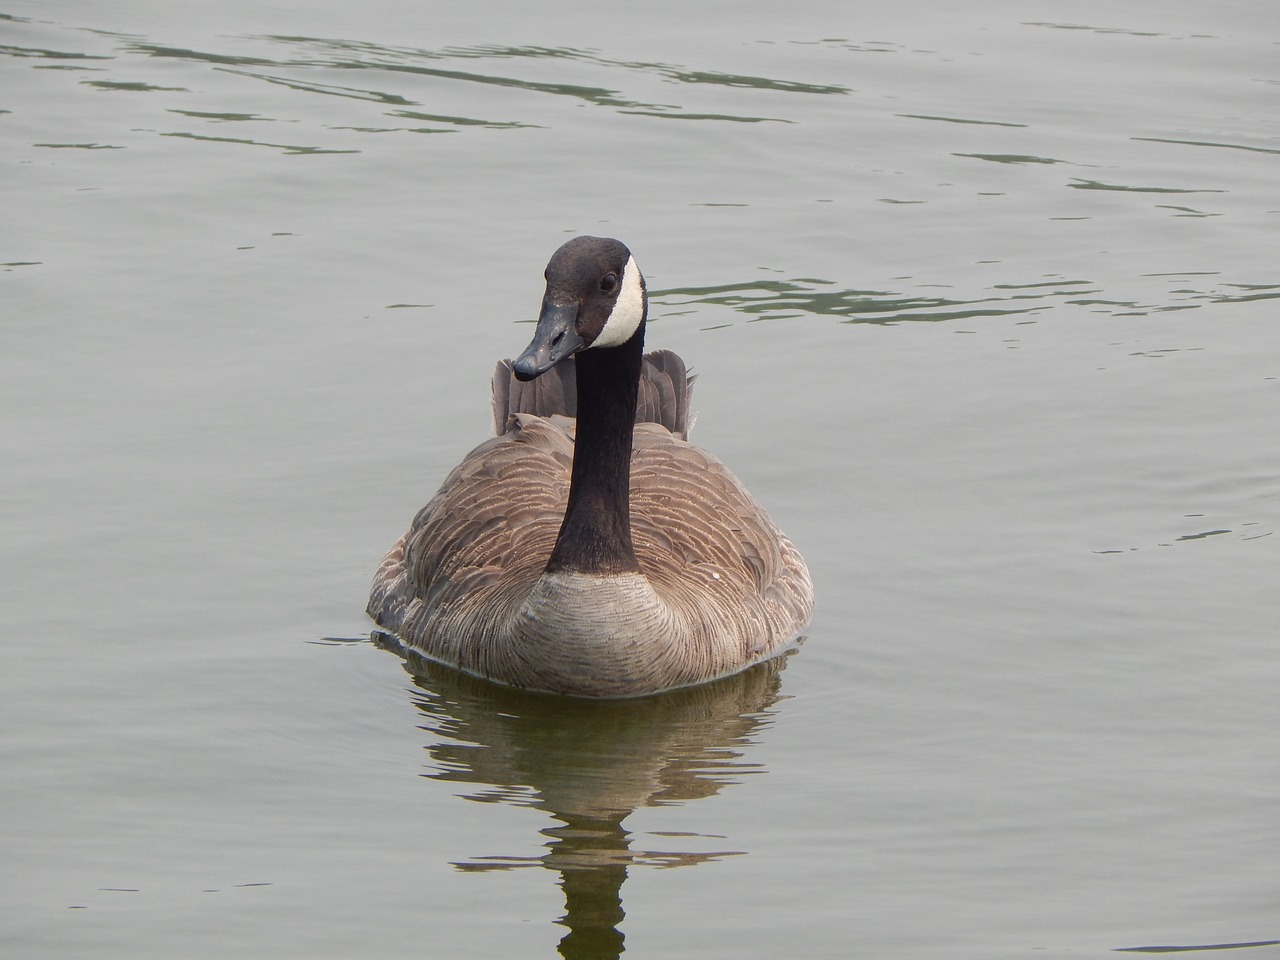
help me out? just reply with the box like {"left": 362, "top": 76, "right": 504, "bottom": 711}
{"left": 492, "top": 350, "right": 697, "bottom": 439}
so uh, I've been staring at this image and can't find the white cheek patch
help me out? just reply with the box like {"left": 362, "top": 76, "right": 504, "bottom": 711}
{"left": 590, "top": 255, "right": 645, "bottom": 349}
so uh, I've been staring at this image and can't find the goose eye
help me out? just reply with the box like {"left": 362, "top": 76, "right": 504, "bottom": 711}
{"left": 600, "top": 273, "right": 618, "bottom": 293}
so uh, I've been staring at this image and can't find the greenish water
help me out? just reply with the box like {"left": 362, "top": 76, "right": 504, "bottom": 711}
{"left": 3, "top": 3, "right": 1278, "bottom": 958}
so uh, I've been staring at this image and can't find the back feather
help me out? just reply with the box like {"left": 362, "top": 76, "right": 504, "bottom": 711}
{"left": 492, "top": 349, "right": 697, "bottom": 440}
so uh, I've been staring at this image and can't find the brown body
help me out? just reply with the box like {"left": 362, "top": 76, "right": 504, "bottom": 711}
{"left": 368, "top": 238, "right": 813, "bottom": 697}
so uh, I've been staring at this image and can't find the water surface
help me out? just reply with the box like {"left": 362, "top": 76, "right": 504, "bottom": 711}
{"left": 3, "top": 2, "right": 1278, "bottom": 958}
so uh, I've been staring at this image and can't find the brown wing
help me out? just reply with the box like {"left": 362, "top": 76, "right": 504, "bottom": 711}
{"left": 491, "top": 349, "right": 696, "bottom": 439}
{"left": 629, "top": 424, "right": 813, "bottom": 653}
{"left": 491, "top": 360, "right": 577, "bottom": 434}
{"left": 373, "top": 364, "right": 811, "bottom": 660}
{"left": 368, "top": 413, "right": 575, "bottom": 637}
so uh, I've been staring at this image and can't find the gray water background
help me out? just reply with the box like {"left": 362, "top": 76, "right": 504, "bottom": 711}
{"left": 3, "top": 1, "right": 1278, "bottom": 957}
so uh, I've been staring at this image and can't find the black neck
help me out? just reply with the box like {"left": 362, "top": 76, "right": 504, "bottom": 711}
{"left": 545, "top": 326, "right": 644, "bottom": 575}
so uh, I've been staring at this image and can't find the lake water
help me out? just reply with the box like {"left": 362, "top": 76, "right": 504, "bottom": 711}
{"left": 3, "top": 1, "right": 1278, "bottom": 957}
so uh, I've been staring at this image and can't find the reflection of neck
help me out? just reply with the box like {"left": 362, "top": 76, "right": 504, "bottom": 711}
{"left": 546, "top": 815, "right": 630, "bottom": 960}
{"left": 546, "top": 325, "right": 644, "bottom": 575}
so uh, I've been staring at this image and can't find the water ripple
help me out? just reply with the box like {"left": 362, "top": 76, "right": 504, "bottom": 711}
{"left": 653, "top": 273, "right": 1280, "bottom": 325}
{"left": 118, "top": 34, "right": 847, "bottom": 119}
{"left": 1132, "top": 136, "right": 1280, "bottom": 157}
{"left": 898, "top": 113, "right": 1027, "bottom": 128}
{"left": 0, "top": 42, "right": 111, "bottom": 61}
{"left": 159, "top": 131, "right": 359, "bottom": 155}
{"left": 1068, "top": 179, "right": 1225, "bottom": 194}
{"left": 652, "top": 277, "right": 1091, "bottom": 325}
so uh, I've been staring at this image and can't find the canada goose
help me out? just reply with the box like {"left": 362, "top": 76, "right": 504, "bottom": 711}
{"left": 368, "top": 236, "right": 813, "bottom": 698}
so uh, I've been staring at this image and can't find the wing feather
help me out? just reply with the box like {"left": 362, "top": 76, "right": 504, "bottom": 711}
{"left": 491, "top": 351, "right": 695, "bottom": 438}
{"left": 373, "top": 359, "right": 811, "bottom": 672}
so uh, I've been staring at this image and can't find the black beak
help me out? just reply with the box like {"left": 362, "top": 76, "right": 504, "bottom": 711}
{"left": 512, "top": 301, "right": 586, "bottom": 381}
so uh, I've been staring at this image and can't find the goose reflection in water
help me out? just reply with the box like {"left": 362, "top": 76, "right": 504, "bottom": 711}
{"left": 375, "top": 633, "right": 792, "bottom": 960}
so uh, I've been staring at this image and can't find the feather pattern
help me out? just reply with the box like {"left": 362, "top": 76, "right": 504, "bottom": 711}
{"left": 494, "top": 349, "right": 696, "bottom": 440}
{"left": 369, "top": 236, "right": 812, "bottom": 698}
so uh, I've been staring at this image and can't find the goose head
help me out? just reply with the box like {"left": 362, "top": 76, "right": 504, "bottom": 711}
{"left": 513, "top": 236, "right": 647, "bottom": 382}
